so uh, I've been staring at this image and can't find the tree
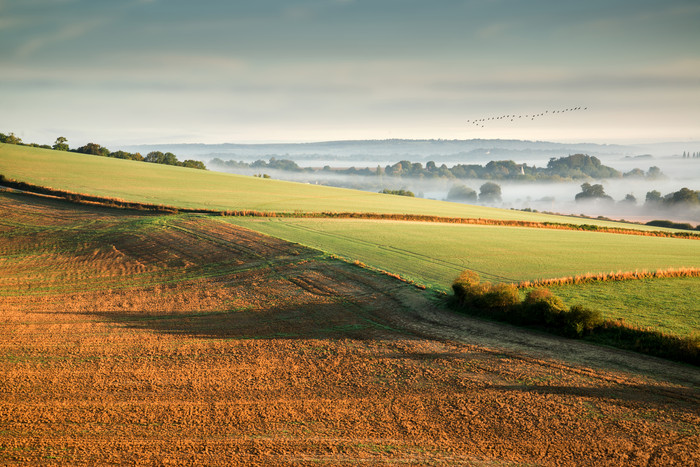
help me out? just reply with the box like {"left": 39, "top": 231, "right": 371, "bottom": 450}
{"left": 0, "top": 132, "right": 22, "bottom": 144}
{"left": 575, "top": 183, "right": 612, "bottom": 202}
{"left": 623, "top": 168, "right": 644, "bottom": 178}
{"left": 181, "top": 159, "right": 206, "bottom": 170}
{"left": 620, "top": 193, "right": 637, "bottom": 205}
{"left": 447, "top": 184, "right": 477, "bottom": 202}
{"left": 646, "top": 166, "right": 664, "bottom": 180}
{"left": 74, "top": 143, "right": 109, "bottom": 157}
{"left": 645, "top": 190, "right": 662, "bottom": 205}
{"left": 109, "top": 150, "right": 144, "bottom": 161}
{"left": 145, "top": 151, "right": 179, "bottom": 166}
{"left": 664, "top": 187, "right": 700, "bottom": 206}
{"left": 52, "top": 136, "right": 69, "bottom": 151}
{"left": 479, "top": 182, "right": 502, "bottom": 203}
{"left": 547, "top": 154, "right": 621, "bottom": 179}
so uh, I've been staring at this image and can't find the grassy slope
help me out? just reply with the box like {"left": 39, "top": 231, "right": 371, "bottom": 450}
{"left": 0, "top": 143, "right": 682, "bottom": 230}
{"left": 225, "top": 217, "right": 700, "bottom": 288}
{"left": 548, "top": 277, "right": 700, "bottom": 337}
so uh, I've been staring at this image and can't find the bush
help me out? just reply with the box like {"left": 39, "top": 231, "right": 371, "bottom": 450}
{"left": 560, "top": 304, "right": 603, "bottom": 337}
{"left": 452, "top": 270, "right": 480, "bottom": 298}
{"left": 380, "top": 189, "right": 415, "bottom": 197}
{"left": 453, "top": 270, "right": 602, "bottom": 336}
{"left": 481, "top": 283, "right": 520, "bottom": 313}
{"left": 521, "top": 288, "right": 567, "bottom": 325}
{"left": 646, "top": 220, "right": 697, "bottom": 231}
{"left": 452, "top": 271, "right": 489, "bottom": 308}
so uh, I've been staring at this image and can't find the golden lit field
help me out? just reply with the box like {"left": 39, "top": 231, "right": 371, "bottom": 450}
{"left": 1, "top": 192, "right": 699, "bottom": 465}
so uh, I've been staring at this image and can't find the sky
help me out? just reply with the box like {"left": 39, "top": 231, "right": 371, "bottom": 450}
{"left": 1, "top": 0, "right": 700, "bottom": 147}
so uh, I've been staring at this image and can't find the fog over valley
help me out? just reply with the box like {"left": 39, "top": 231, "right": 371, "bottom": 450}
{"left": 154, "top": 139, "right": 700, "bottom": 225}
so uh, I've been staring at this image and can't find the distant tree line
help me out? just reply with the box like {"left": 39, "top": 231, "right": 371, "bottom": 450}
{"left": 644, "top": 187, "right": 699, "bottom": 207}
{"left": 382, "top": 154, "right": 662, "bottom": 181}
{"left": 379, "top": 188, "right": 415, "bottom": 197}
{"left": 212, "top": 157, "right": 307, "bottom": 172}
{"left": 681, "top": 151, "right": 700, "bottom": 159}
{"left": 574, "top": 183, "right": 699, "bottom": 207}
{"left": 0, "top": 132, "right": 52, "bottom": 149}
{"left": 71, "top": 143, "right": 206, "bottom": 170}
{"left": 1, "top": 131, "right": 206, "bottom": 170}
{"left": 211, "top": 154, "right": 662, "bottom": 182}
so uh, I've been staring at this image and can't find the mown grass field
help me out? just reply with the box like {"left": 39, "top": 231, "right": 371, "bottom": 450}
{"left": 0, "top": 143, "right": 684, "bottom": 230}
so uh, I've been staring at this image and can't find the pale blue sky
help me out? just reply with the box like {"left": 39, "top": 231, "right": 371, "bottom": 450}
{"left": 1, "top": 0, "right": 699, "bottom": 146}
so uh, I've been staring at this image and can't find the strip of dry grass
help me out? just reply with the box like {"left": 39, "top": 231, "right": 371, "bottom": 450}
{"left": 518, "top": 267, "right": 700, "bottom": 288}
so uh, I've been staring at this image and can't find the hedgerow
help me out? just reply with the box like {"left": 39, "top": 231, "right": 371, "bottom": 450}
{"left": 452, "top": 270, "right": 699, "bottom": 365}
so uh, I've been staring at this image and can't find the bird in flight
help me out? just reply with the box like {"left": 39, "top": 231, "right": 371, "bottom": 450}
{"left": 468, "top": 106, "right": 589, "bottom": 128}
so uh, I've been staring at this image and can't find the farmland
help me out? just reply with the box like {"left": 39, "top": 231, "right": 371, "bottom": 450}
{"left": 1, "top": 144, "right": 700, "bottom": 464}
{"left": 225, "top": 217, "right": 700, "bottom": 283}
{"left": 0, "top": 143, "right": 686, "bottom": 230}
{"left": 2, "top": 145, "right": 699, "bottom": 340}
{"left": 1, "top": 191, "right": 699, "bottom": 465}
{"left": 225, "top": 218, "right": 700, "bottom": 340}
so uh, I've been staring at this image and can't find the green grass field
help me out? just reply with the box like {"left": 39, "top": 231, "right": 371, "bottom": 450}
{"left": 0, "top": 143, "right": 683, "bottom": 230}
{"left": 224, "top": 217, "right": 700, "bottom": 289}
{"left": 549, "top": 277, "right": 700, "bottom": 338}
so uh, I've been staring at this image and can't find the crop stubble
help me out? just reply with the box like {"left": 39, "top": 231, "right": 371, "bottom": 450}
{"left": 0, "top": 193, "right": 698, "bottom": 465}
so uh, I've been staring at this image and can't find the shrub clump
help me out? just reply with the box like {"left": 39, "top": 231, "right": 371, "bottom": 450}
{"left": 520, "top": 288, "right": 567, "bottom": 325}
{"left": 452, "top": 271, "right": 519, "bottom": 318}
{"left": 559, "top": 304, "right": 603, "bottom": 337}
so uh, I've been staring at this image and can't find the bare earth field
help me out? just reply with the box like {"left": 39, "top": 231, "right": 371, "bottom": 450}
{"left": 1, "top": 192, "right": 699, "bottom": 465}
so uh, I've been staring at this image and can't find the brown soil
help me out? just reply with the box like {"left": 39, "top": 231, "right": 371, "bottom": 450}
{"left": 1, "top": 192, "right": 698, "bottom": 466}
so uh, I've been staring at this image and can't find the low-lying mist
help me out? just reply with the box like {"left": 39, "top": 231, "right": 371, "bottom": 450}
{"left": 212, "top": 155, "right": 700, "bottom": 225}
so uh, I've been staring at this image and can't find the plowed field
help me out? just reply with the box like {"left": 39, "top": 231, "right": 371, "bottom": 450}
{"left": 1, "top": 192, "right": 698, "bottom": 466}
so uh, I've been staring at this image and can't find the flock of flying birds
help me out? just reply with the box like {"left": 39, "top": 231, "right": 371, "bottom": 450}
{"left": 467, "top": 106, "right": 588, "bottom": 128}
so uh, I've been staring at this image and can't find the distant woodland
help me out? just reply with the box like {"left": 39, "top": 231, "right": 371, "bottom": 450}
{"left": 211, "top": 154, "right": 664, "bottom": 182}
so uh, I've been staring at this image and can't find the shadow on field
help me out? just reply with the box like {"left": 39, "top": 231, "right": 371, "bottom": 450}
{"left": 93, "top": 302, "right": 401, "bottom": 341}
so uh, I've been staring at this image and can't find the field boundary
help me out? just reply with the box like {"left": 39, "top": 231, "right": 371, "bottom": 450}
{"left": 517, "top": 267, "right": 700, "bottom": 288}
{"left": 2, "top": 175, "right": 699, "bottom": 240}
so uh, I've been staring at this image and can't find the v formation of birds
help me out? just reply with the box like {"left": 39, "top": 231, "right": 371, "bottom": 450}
{"left": 467, "top": 107, "right": 588, "bottom": 128}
